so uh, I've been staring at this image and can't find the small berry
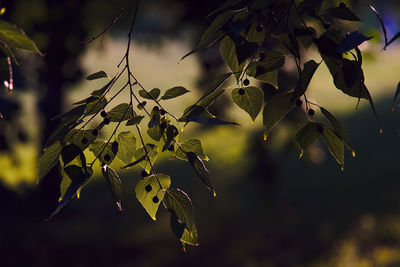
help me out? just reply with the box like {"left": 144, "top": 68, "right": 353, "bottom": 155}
{"left": 160, "top": 121, "right": 167, "bottom": 129}
{"left": 308, "top": 109, "right": 315, "bottom": 116}
{"left": 81, "top": 137, "right": 88, "bottom": 144}
{"left": 104, "top": 154, "right": 111, "bottom": 162}
{"left": 103, "top": 118, "right": 110, "bottom": 125}
{"left": 141, "top": 170, "right": 148, "bottom": 177}
{"left": 295, "top": 99, "right": 303, "bottom": 106}
{"left": 160, "top": 109, "right": 166, "bottom": 115}
{"left": 91, "top": 129, "right": 99, "bottom": 136}
{"left": 152, "top": 196, "right": 159, "bottom": 203}
{"left": 256, "top": 24, "right": 263, "bottom": 32}
{"left": 339, "top": 2, "right": 346, "bottom": 9}
{"left": 259, "top": 52, "right": 266, "bottom": 61}
{"left": 153, "top": 106, "right": 159, "bottom": 111}
{"left": 145, "top": 184, "right": 152, "bottom": 192}
{"left": 243, "top": 79, "right": 250, "bottom": 86}
{"left": 100, "top": 110, "right": 107, "bottom": 118}
{"left": 238, "top": 88, "right": 245, "bottom": 95}
{"left": 168, "top": 145, "right": 174, "bottom": 152}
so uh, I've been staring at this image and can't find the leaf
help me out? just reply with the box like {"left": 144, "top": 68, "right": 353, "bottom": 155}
{"left": 386, "top": 31, "right": 400, "bottom": 48}
{"left": 175, "top": 139, "right": 207, "bottom": 161}
{"left": 231, "top": 86, "right": 264, "bottom": 122}
{"left": 201, "top": 10, "right": 235, "bottom": 43}
{"left": 196, "top": 73, "right": 232, "bottom": 104}
{"left": 108, "top": 103, "right": 134, "bottom": 122}
{"left": 164, "top": 188, "right": 198, "bottom": 246}
{"left": 64, "top": 129, "right": 97, "bottom": 151}
{"left": 133, "top": 144, "right": 158, "bottom": 173}
{"left": 161, "top": 86, "right": 190, "bottom": 100}
{"left": 294, "top": 122, "right": 323, "bottom": 157}
{"left": 102, "top": 165, "right": 122, "bottom": 211}
{"left": 293, "top": 60, "right": 320, "bottom": 98}
{"left": 369, "top": 5, "right": 388, "bottom": 48}
{"left": 0, "top": 19, "right": 43, "bottom": 55}
{"left": 126, "top": 115, "right": 145, "bottom": 126}
{"left": 219, "top": 35, "right": 239, "bottom": 75}
{"left": 59, "top": 144, "right": 87, "bottom": 168}
{"left": 180, "top": 30, "right": 226, "bottom": 61}
{"left": 187, "top": 152, "right": 215, "bottom": 196}
{"left": 139, "top": 88, "right": 161, "bottom": 100}
{"left": 147, "top": 125, "right": 163, "bottom": 141}
{"left": 148, "top": 107, "right": 161, "bottom": 128}
{"left": 38, "top": 141, "right": 62, "bottom": 181}
{"left": 135, "top": 173, "right": 171, "bottom": 220}
{"left": 89, "top": 141, "right": 118, "bottom": 165}
{"left": 162, "top": 125, "right": 179, "bottom": 152}
{"left": 185, "top": 115, "right": 239, "bottom": 126}
{"left": 208, "top": 0, "right": 241, "bottom": 17}
{"left": 392, "top": 82, "right": 400, "bottom": 111}
{"left": 85, "top": 96, "right": 108, "bottom": 116}
{"left": 263, "top": 91, "right": 296, "bottom": 140}
{"left": 320, "top": 107, "right": 353, "bottom": 152}
{"left": 115, "top": 131, "right": 136, "bottom": 165}
{"left": 336, "top": 31, "right": 373, "bottom": 53}
{"left": 86, "top": 71, "right": 109, "bottom": 80}
{"left": 327, "top": 6, "right": 361, "bottom": 21}
{"left": 246, "top": 20, "right": 266, "bottom": 45}
{"left": 322, "top": 127, "right": 344, "bottom": 166}
{"left": 91, "top": 76, "right": 117, "bottom": 97}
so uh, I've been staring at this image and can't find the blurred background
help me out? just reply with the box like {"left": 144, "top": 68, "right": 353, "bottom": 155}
{"left": 1, "top": 0, "right": 400, "bottom": 266}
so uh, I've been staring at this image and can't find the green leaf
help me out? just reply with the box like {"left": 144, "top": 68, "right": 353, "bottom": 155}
{"left": 187, "top": 152, "right": 215, "bottom": 196}
{"left": 64, "top": 129, "right": 97, "bottom": 151}
{"left": 322, "top": 127, "right": 344, "bottom": 166}
{"left": 175, "top": 139, "right": 208, "bottom": 161}
{"left": 126, "top": 115, "right": 145, "bottom": 126}
{"left": 246, "top": 20, "right": 266, "bottom": 45}
{"left": 102, "top": 165, "right": 122, "bottom": 211}
{"left": 320, "top": 107, "right": 353, "bottom": 153}
{"left": 139, "top": 88, "right": 161, "bottom": 100}
{"left": 247, "top": 51, "right": 285, "bottom": 75}
{"left": 294, "top": 122, "right": 323, "bottom": 157}
{"left": 108, "top": 103, "right": 134, "bottom": 122}
{"left": 220, "top": 35, "right": 239, "bottom": 75}
{"left": 327, "top": 6, "right": 361, "bottom": 21}
{"left": 197, "top": 73, "right": 232, "bottom": 104}
{"left": 86, "top": 71, "right": 109, "bottom": 80}
{"left": 115, "top": 131, "right": 136, "bottom": 165}
{"left": 148, "top": 107, "right": 161, "bottom": 128}
{"left": 162, "top": 125, "right": 179, "bottom": 152}
{"left": 60, "top": 144, "right": 87, "bottom": 168}
{"left": 208, "top": 0, "right": 241, "bottom": 17}
{"left": 0, "top": 20, "right": 43, "bottom": 55}
{"left": 201, "top": 10, "right": 235, "bottom": 43}
{"left": 147, "top": 125, "right": 163, "bottom": 141}
{"left": 135, "top": 173, "right": 171, "bottom": 220}
{"left": 89, "top": 140, "right": 118, "bottom": 165}
{"left": 231, "top": 86, "right": 264, "bottom": 122}
{"left": 133, "top": 144, "right": 158, "bottom": 173}
{"left": 85, "top": 96, "right": 108, "bottom": 116}
{"left": 91, "top": 76, "right": 117, "bottom": 97}
{"left": 38, "top": 141, "right": 62, "bottom": 181}
{"left": 161, "top": 86, "right": 190, "bottom": 100}
{"left": 185, "top": 115, "right": 239, "bottom": 126}
{"left": 293, "top": 60, "right": 320, "bottom": 98}
{"left": 181, "top": 30, "right": 226, "bottom": 61}
{"left": 164, "top": 188, "right": 198, "bottom": 246}
{"left": 263, "top": 91, "right": 296, "bottom": 140}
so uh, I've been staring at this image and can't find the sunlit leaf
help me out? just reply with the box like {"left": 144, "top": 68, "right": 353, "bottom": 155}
{"left": 231, "top": 86, "right": 264, "bottom": 122}
{"left": 86, "top": 71, "right": 109, "bottom": 80}
{"left": 89, "top": 140, "right": 118, "bottom": 165}
{"left": 133, "top": 144, "right": 158, "bottom": 173}
{"left": 161, "top": 86, "right": 190, "bottom": 100}
{"left": 102, "top": 165, "right": 122, "bottom": 210}
{"left": 147, "top": 125, "right": 163, "bottom": 141}
{"left": 64, "top": 129, "right": 97, "bottom": 151}
{"left": 135, "top": 173, "right": 171, "bottom": 220}
{"left": 115, "top": 131, "right": 136, "bottom": 165}
{"left": 220, "top": 35, "right": 239, "bottom": 75}
{"left": 139, "top": 88, "right": 161, "bottom": 100}
{"left": 85, "top": 96, "right": 108, "bottom": 116}
{"left": 175, "top": 139, "right": 207, "bottom": 161}
{"left": 187, "top": 152, "right": 215, "bottom": 196}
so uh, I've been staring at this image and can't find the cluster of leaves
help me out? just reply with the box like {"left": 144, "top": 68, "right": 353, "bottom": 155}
{"left": 180, "top": 0, "right": 391, "bottom": 168}
{"left": 38, "top": 0, "right": 400, "bottom": 249}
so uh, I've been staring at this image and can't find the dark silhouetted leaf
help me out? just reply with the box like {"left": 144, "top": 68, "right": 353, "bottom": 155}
{"left": 38, "top": 141, "right": 62, "bottom": 181}
{"left": 139, "top": 88, "right": 161, "bottom": 100}
{"left": 102, "top": 165, "right": 122, "bottom": 210}
{"left": 185, "top": 115, "right": 239, "bottom": 126}
{"left": 161, "top": 86, "right": 190, "bottom": 100}
{"left": 197, "top": 73, "right": 232, "bottom": 104}
{"left": 295, "top": 122, "right": 323, "bottom": 157}
{"left": 126, "top": 115, "right": 145, "bottom": 126}
{"left": 208, "top": 0, "right": 241, "bottom": 17}
{"left": 187, "top": 152, "right": 215, "bottom": 196}
{"left": 322, "top": 127, "right": 344, "bottom": 166}
{"left": 387, "top": 31, "right": 400, "bottom": 48}
{"left": 86, "top": 71, "right": 109, "bottom": 80}
{"left": 293, "top": 60, "right": 320, "bottom": 98}
{"left": 336, "top": 31, "right": 373, "bottom": 53}
{"left": 327, "top": 6, "right": 361, "bottom": 21}
{"left": 392, "top": 82, "right": 400, "bottom": 111}
{"left": 135, "top": 173, "right": 171, "bottom": 220}
{"left": 231, "top": 86, "right": 264, "bottom": 121}
{"left": 91, "top": 76, "right": 117, "bottom": 97}
{"left": 108, "top": 103, "right": 134, "bottom": 122}
{"left": 85, "top": 96, "right": 108, "bottom": 116}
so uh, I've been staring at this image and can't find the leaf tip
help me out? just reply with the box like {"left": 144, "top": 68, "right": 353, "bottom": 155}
{"left": 299, "top": 150, "right": 304, "bottom": 159}
{"left": 351, "top": 151, "right": 356, "bottom": 157}
{"left": 341, "top": 166, "right": 344, "bottom": 171}
{"left": 213, "top": 191, "right": 217, "bottom": 198}
{"left": 379, "top": 127, "right": 383, "bottom": 135}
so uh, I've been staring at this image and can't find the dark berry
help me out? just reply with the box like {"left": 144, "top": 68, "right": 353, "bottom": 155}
{"left": 112, "top": 141, "right": 118, "bottom": 151}
{"left": 168, "top": 145, "right": 174, "bottom": 151}
{"left": 141, "top": 170, "right": 148, "bottom": 177}
{"left": 153, "top": 106, "right": 159, "bottom": 111}
{"left": 160, "top": 122, "right": 167, "bottom": 129}
{"left": 243, "top": 79, "right": 250, "bottom": 86}
{"left": 100, "top": 110, "right": 107, "bottom": 118}
{"left": 91, "top": 129, "right": 99, "bottom": 136}
{"left": 259, "top": 52, "right": 266, "bottom": 61}
{"left": 295, "top": 99, "right": 302, "bottom": 106}
{"left": 308, "top": 109, "right": 315, "bottom": 116}
{"left": 104, "top": 154, "right": 111, "bottom": 162}
{"left": 256, "top": 24, "right": 263, "bottom": 32}
{"left": 316, "top": 124, "right": 324, "bottom": 133}
{"left": 238, "top": 88, "right": 245, "bottom": 95}
{"left": 339, "top": 2, "right": 346, "bottom": 9}
{"left": 152, "top": 196, "right": 159, "bottom": 203}
{"left": 81, "top": 137, "right": 88, "bottom": 144}
{"left": 145, "top": 184, "right": 152, "bottom": 192}
{"left": 103, "top": 118, "right": 110, "bottom": 125}
{"left": 160, "top": 109, "right": 166, "bottom": 115}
